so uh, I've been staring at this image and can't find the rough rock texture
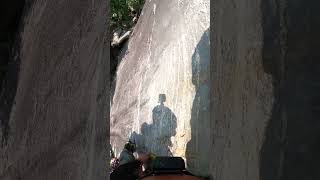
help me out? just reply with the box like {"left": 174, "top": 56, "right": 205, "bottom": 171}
{"left": 0, "top": 0, "right": 108, "bottom": 180}
{"left": 111, "top": 0, "right": 210, "bottom": 177}
{"left": 212, "top": 1, "right": 274, "bottom": 179}
{"left": 212, "top": 0, "right": 320, "bottom": 180}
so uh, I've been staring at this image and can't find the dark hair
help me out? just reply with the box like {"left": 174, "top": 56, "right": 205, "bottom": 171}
{"left": 124, "top": 141, "right": 136, "bottom": 153}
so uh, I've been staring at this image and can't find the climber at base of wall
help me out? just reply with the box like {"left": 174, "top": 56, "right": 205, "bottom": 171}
{"left": 110, "top": 140, "right": 151, "bottom": 179}
{"left": 110, "top": 143, "right": 205, "bottom": 180}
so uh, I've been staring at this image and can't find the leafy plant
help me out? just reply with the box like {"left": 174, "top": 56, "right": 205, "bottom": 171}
{"left": 110, "top": 0, "right": 145, "bottom": 30}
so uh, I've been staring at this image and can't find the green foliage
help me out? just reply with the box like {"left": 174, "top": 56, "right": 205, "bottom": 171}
{"left": 111, "top": 0, "right": 144, "bottom": 30}
{"left": 127, "top": 0, "right": 145, "bottom": 11}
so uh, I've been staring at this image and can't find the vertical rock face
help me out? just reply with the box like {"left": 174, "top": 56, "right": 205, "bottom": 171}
{"left": 212, "top": 1, "right": 274, "bottom": 179}
{"left": 213, "top": 0, "right": 320, "bottom": 180}
{"left": 111, "top": 0, "right": 210, "bottom": 176}
{"left": 0, "top": 0, "right": 108, "bottom": 180}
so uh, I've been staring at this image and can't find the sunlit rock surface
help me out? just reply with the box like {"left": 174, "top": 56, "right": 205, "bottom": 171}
{"left": 110, "top": 0, "right": 210, "bottom": 176}
{"left": 0, "top": 0, "right": 108, "bottom": 179}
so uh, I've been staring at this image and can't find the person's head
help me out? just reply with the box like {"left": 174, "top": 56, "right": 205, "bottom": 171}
{"left": 124, "top": 140, "right": 136, "bottom": 153}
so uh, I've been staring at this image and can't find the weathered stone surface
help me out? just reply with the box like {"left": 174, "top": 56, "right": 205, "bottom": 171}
{"left": 212, "top": 0, "right": 320, "bottom": 180}
{"left": 212, "top": 1, "right": 274, "bottom": 179}
{"left": 0, "top": 0, "right": 108, "bottom": 179}
{"left": 111, "top": 0, "right": 210, "bottom": 177}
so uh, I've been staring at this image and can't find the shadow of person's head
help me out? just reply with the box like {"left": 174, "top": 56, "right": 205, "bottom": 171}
{"left": 158, "top": 94, "right": 166, "bottom": 104}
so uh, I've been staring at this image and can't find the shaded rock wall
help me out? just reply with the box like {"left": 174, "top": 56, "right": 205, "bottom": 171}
{"left": 0, "top": 0, "right": 26, "bottom": 147}
{"left": 0, "top": 0, "right": 108, "bottom": 179}
{"left": 212, "top": 1, "right": 274, "bottom": 179}
{"left": 111, "top": 0, "right": 210, "bottom": 176}
{"left": 212, "top": 0, "right": 320, "bottom": 180}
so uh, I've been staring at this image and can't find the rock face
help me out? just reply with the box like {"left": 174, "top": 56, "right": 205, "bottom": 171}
{"left": 110, "top": 0, "right": 210, "bottom": 176}
{"left": 212, "top": 0, "right": 320, "bottom": 180}
{"left": 0, "top": 0, "right": 108, "bottom": 180}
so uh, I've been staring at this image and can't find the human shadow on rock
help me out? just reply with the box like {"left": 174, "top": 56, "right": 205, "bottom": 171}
{"left": 130, "top": 94, "right": 177, "bottom": 157}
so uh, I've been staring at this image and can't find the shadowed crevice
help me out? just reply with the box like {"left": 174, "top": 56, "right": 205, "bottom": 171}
{"left": 260, "top": 0, "right": 320, "bottom": 180}
{"left": 0, "top": 0, "right": 29, "bottom": 147}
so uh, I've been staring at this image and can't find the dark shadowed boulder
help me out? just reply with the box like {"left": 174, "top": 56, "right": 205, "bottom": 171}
{"left": 0, "top": 0, "right": 108, "bottom": 179}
